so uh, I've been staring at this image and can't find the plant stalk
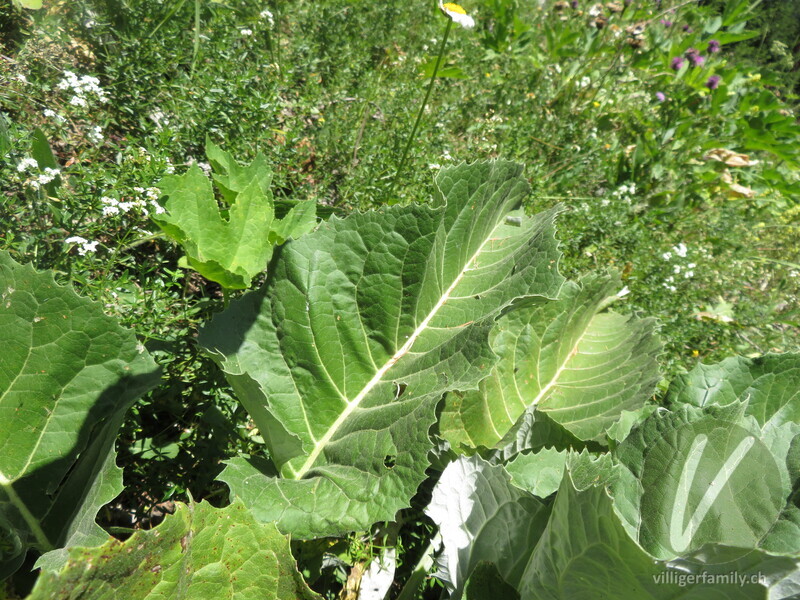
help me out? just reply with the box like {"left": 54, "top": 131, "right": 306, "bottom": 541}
{"left": 388, "top": 17, "right": 452, "bottom": 200}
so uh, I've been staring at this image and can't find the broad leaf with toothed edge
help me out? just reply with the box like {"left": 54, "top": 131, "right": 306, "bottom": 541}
{"left": 441, "top": 271, "right": 661, "bottom": 450}
{"left": 0, "top": 251, "right": 160, "bottom": 579}
{"left": 199, "top": 160, "right": 565, "bottom": 538}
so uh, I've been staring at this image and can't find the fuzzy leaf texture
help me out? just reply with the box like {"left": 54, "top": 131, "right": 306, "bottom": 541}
{"left": 0, "top": 252, "right": 160, "bottom": 579}
{"left": 441, "top": 271, "right": 661, "bottom": 450}
{"left": 199, "top": 160, "right": 565, "bottom": 538}
{"left": 428, "top": 356, "right": 800, "bottom": 599}
{"left": 431, "top": 452, "right": 800, "bottom": 599}
{"left": 153, "top": 146, "right": 316, "bottom": 289}
{"left": 27, "top": 500, "right": 320, "bottom": 600}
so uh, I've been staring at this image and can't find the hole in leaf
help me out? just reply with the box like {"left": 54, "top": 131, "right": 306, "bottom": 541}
{"left": 395, "top": 383, "right": 407, "bottom": 399}
{"left": 474, "top": 295, "right": 481, "bottom": 300}
{"left": 384, "top": 455, "right": 396, "bottom": 469}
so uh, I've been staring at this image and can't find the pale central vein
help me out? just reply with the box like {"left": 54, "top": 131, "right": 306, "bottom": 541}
{"left": 293, "top": 226, "right": 497, "bottom": 479}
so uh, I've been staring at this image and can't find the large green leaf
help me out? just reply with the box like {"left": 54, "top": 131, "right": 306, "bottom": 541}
{"left": 153, "top": 147, "right": 316, "bottom": 290}
{"left": 663, "top": 354, "right": 800, "bottom": 556}
{"left": 612, "top": 403, "right": 791, "bottom": 561}
{"left": 0, "top": 252, "right": 160, "bottom": 578}
{"left": 665, "top": 354, "right": 800, "bottom": 431}
{"left": 441, "top": 271, "right": 661, "bottom": 449}
{"left": 426, "top": 455, "right": 550, "bottom": 598}
{"left": 28, "top": 500, "right": 320, "bottom": 599}
{"left": 519, "top": 455, "right": 799, "bottom": 600}
{"left": 199, "top": 160, "right": 565, "bottom": 537}
{"left": 429, "top": 453, "right": 800, "bottom": 600}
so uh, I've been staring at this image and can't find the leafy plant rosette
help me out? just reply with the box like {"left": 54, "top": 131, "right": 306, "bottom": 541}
{"left": 8, "top": 160, "right": 800, "bottom": 598}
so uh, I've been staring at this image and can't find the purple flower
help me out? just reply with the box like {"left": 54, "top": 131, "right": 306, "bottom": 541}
{"left": 570, "top": 0, "right": 578, "bottom": 8}
{"left": 670, "top": 56, "right": 685, "bottom": 70}
{"left": 682, "top": 25, "right": 693, "bottom": 33}
{"left": 685, "top": 48, "right": 705, "bottom": 67}
{"left": 655, "top": 91, "right": 666, "bottom": 102}
{"left": 705, "top": 75, "right": 721, "bottom": 90}
{"left": 660, "top": 19, "right": 672, "bottom": 27}
{"left": 708, "top": 39, "right": 720, "bottom": 53}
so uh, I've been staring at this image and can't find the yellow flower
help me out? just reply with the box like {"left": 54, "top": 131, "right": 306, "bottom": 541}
{"left": 439, "top": 2, "right": 475, "bottom": 28}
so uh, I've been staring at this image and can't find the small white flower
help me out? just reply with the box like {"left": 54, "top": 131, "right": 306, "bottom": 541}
{"left": 428, "top": 163, "right": 442, "bottom": 170}
{"left": 662, "top": 251, "right": 672, "bottom": 260}
{"left": 673, "top": 243, "right": 688, "bottom": 258}
{"left": 102, "top": 205, "right": 120, "bottom": 216}
{"left": 684, "top": 270, "right": 694, "bottom": 278}
{"left": 36, "top": 168, "right": 60, "bottom": 186}
{"left": 15, "top": 73, "right": 28, "bottom": 84}
{"left": 65, "top": 236, "right": 88, "bottom": 245}
{"left": 149, "top": 111, "right": 168, "bottom": 130}
{"left": 616, "top": 286, "right": 631, "bottom": 298}
{"left": 673, "top": 264, "right": 682, "bottom": 274}
{"left": 80, "top": 241, "right": 100, "bottom": 255}
{"left": 87, "top": 125, "right": 104, "bottom": 144}
{"left": 17, "top": 158, "right": 39, "bottom": 173}
{"left": 439, "top": 2, "right": 475, "bottom": 29}
{"left": 259, "top": 9, "right": 275, "bottom": 26}
{"left": 70, "top": 95, "right": 88, "bottom": 108}
{"left": 197, "top": 162, "right": 212, "bottom": 175}
{"left": 240, "top": 28, "right": 254, "bottom": 36}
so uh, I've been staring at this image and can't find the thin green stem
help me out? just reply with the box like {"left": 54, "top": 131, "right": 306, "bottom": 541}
{"left": 147, "top": 0, "right": 188, "bottom": 40}
{"left": 222, "top": 287, "right": 231, "bottom": 309}
{"left": 190, "top": 0, "right": 201, "bottom": 78}
{"left": 388, "top": 17, "right": 452, "bottom": 200}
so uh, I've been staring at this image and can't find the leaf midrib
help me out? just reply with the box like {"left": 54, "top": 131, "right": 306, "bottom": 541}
{"left": 292, "top": 224, "right": 498, "bottom": 480}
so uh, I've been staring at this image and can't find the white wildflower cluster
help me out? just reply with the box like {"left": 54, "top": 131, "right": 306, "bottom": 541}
{"left": 56, "top": 71, "right": 109, "bottom": 108}
{"left": 16, "top": 158, "right": 39, "bottom": 173}
{"left": 579, "top": 76, "right": 591, "bottom": 88}
{"left": 27, "top": 168, "right": 61, "bottom": 189}
{"left": 599, "top": 183, "right": 636, "bottom": 207}
{"left": 149, "top": 111, "right": 169, "bottom": 131}
{"left": 187, "top": 157, "right": 212, "bottom": 175}
{"left": 100, "top": 188, "right": 164, "bottom": 218}
{"left": 42, "top": 108, "right": 66, "bottom": 123}
{"left": 16, "top": 158, "right": 60, "bottom": 190}
{"left": 65, "top": 236, "right": 100, "bottom": 256}
{"left": 661, "top": 243, "right": 696, "bottom": 291}
{"left": 260, "top": 9, "right": 275, "bottom": 26}
{"left": 87, "top": 125, "right": 104, "bottom": 144}
{"left": 240, "top": 28, "right": 254, "bottom": 36}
